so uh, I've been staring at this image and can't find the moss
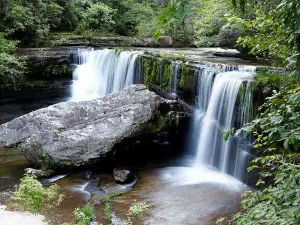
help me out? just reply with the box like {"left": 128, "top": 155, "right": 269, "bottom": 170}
{"left": 141, "top": 53, "right": 197, "bottom": 94}
{"left": 178, "top": 64, "right": 195, "bottom": 91}
{"left": 41, "top": 153, "right": 55, "bottom": 170}
{"left": 141, "top": 56, "right": 174, "bottom": 91}
{"left": 63, "top": 161, "right": 73, "bottom": 167}
{"left": 161, "top": 62, "right": 172, "bottom": 91}
{"left": 142, "top": 57, "right": 157, "bottom": 88}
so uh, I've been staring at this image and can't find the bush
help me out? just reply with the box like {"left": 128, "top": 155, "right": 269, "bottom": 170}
{"left": 12, "top": 174, "right": 64, "bottom": 214}
{"left": 74, "top": 203, "right": 94, "bottom": 225}
{"left": 1, "top": 0, "right": 63, "bottom": 45}
{"left": 253, "top": 71, "right": 300, "bottom": 110}
{"left": 193, "top": 0, "right": 233, "bottom": 47}
{"left": 225, "top": 1, "right": 300, "bottom": 71}
{"left": 221, "top": 75, "right": 300, "bottom": 225}
{"left": 126, "top": 201, "right": 149, "bottom": 225}
{"left": 77, "top": 2, "right": 116, "bottom": 33}
{"left": 0, "top": 33, "right": 25, "bottom": 89}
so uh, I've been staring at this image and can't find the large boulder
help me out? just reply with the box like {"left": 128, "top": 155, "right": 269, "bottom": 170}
{"left": 0, "top": 85, "right": 181, "bottom": 168}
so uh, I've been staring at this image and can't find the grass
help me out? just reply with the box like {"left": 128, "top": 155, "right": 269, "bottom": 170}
{"left": 101, "top": 190, "right": 126, "bottom": 224}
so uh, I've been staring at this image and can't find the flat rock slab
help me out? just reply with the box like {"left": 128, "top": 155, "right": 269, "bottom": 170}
{"left": 0, "top": 85, "right": 179, "bottom": 168}
{"left": 0, "top": 205, "right": 48, "bottom": 225}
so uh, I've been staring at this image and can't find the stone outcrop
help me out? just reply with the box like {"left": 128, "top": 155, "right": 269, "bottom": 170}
{"left": 0, "top": 85, "right": 183, "bottom": 168}
{"left": 16, "top": 46, "right": 84, "bottom": 78}
{"left": 24, "top": 168, "right": 55, "bottom": 178}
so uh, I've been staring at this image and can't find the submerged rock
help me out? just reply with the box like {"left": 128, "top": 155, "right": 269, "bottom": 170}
{"left": 113, "top": 168, "right": 135, "bottom": 184}
{"left": 0, "top": 85, "right": 182, "bottom": 168}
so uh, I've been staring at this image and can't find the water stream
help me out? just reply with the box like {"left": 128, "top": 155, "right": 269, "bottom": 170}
{"left": 71, "top": 49, "right": 142, "bottom": 101}
{"left": 194, "top": 70, "right": 255, "bottom": 182}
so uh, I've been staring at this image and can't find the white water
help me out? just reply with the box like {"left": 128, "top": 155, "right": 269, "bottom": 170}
{"left": 193, "top": 68, "right": 255, "bottom": 182}
{"left": 170, "top": 63, "right": 181, "bottom": 93}
{"left": 70, "top": 47, "right": 256, "bottom": 182}
{"left": 71, "top": 49, "right": 141, "bottom": 101}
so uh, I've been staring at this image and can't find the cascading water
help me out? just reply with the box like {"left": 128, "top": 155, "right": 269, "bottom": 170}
{"left": 170, "top": 63, "right": 181, "bottom": 93}
{"left": 192, "top": 65, "right": 255, "bottom": 182}
{"left": 71, "top": 48, "right": 141, "bottom": 101}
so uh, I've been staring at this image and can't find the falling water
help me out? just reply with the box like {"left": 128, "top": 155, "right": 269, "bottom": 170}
{"left": 193, "top": 66, "right": 255, "bottom": 182}
{"left": 71, "top": 48, "right": 142, "bottom": 101}
{"left": 170, "top": 63, "right": 181, "bottom": 93}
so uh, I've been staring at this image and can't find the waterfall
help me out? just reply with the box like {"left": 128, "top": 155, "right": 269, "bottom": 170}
{"left": 170, "top": 63, "right": 181, "bottom": 93}
{"left": 71, "top": 48, "right": 142, "bottom": 101}
{"left": 193, "top": 66, "right": 255, "bottom": 182}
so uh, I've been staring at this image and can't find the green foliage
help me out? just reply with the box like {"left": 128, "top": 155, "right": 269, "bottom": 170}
{"left": 246, "top": 87, "right": 300, "bottom": 154}
{"left": 223, "top": 74, "right": 300, "bottom": 225}
{"left": 154, "top": 0, "right": 194, "bottom": 45}
{"left": 76, "top": 2, "right": 116, "bottom": 34}
{"left": 228, "top": 0, "right": 300, "bottom": 72}
{"left": 193, "top": 0, "right": 233, "bottom": 47}
{"left": 58, "top": 0, "right": 83, "bottom": 31}
{"left": 225, "top": 5, "right": 292, "bottom": 68}
{"left": 253, "top": 71, "right": 300, "bottom": 109}
{"left": 234, "top": 162, "right": 300, "bottom": 225}
{"left": 73, "top": 203, "right": 94, "bottom": 225}
{"left": 12, "top": 174, "right": 64, "bottom": 214}
{"left": 154, "top": 0, "right": 192, "bottom": 38}
{"left": 126, "top": 201, "right": 149, "bottom": 225}
{"left": 101, "top": 190, "right": 125, "bottom": 224}
{"left": 0, "top": 33, "right": 25, "bottom": 89}
{"left": 0, "top": 0, "right": 64, "bottom": 44}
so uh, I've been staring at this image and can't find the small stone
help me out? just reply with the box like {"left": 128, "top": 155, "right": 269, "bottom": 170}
{"left": 113, "top": 168, "right": 135, "bottom": 184}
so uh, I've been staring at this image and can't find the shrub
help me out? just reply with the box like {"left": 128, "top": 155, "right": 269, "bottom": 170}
{"left": 12, "top": 174, "right": 64, "bottom": 214}
{"left": 77, "top": 2, "right": 116, "bottom": 33}
{"left": 0, "top": 33, "right": 25, "bottom": 89}
{"left": 193, "top": 0, "right": 233, "bottom": 47}
{"left": 74, "top": 203, "right": 94, "bottom": 225}
{"left": 253, "top": 71, "right": 300, "bottom": 110}
{"left": 126, "top": 201, "right": 149, "bottom": 225}
{"left": 221, "top": 76, "right": 300, "bottom": 225}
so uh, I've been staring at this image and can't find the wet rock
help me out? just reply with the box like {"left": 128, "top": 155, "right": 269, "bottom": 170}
{"left": 158, "top": 36, "right": 173, "bottom": 47}
{"left": 85, "top": 180, "right": 104, "bottom": 196}
{"left": 113, "top": 168, "right": 135, "bottom": 184}
{"left": 0, "top": 85, "right": 182, "bottom": 168}
{"left": 24, "top": 168, "right": 54, "bottom": 178}
{"left": 40, "top": 174, "right": 67, "bottom": 185}
{"left": 83, "top": 170, "right": 93, "bottom": 179}
{"left": 90, "top": 222, "right": 101, "bottom": 225}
